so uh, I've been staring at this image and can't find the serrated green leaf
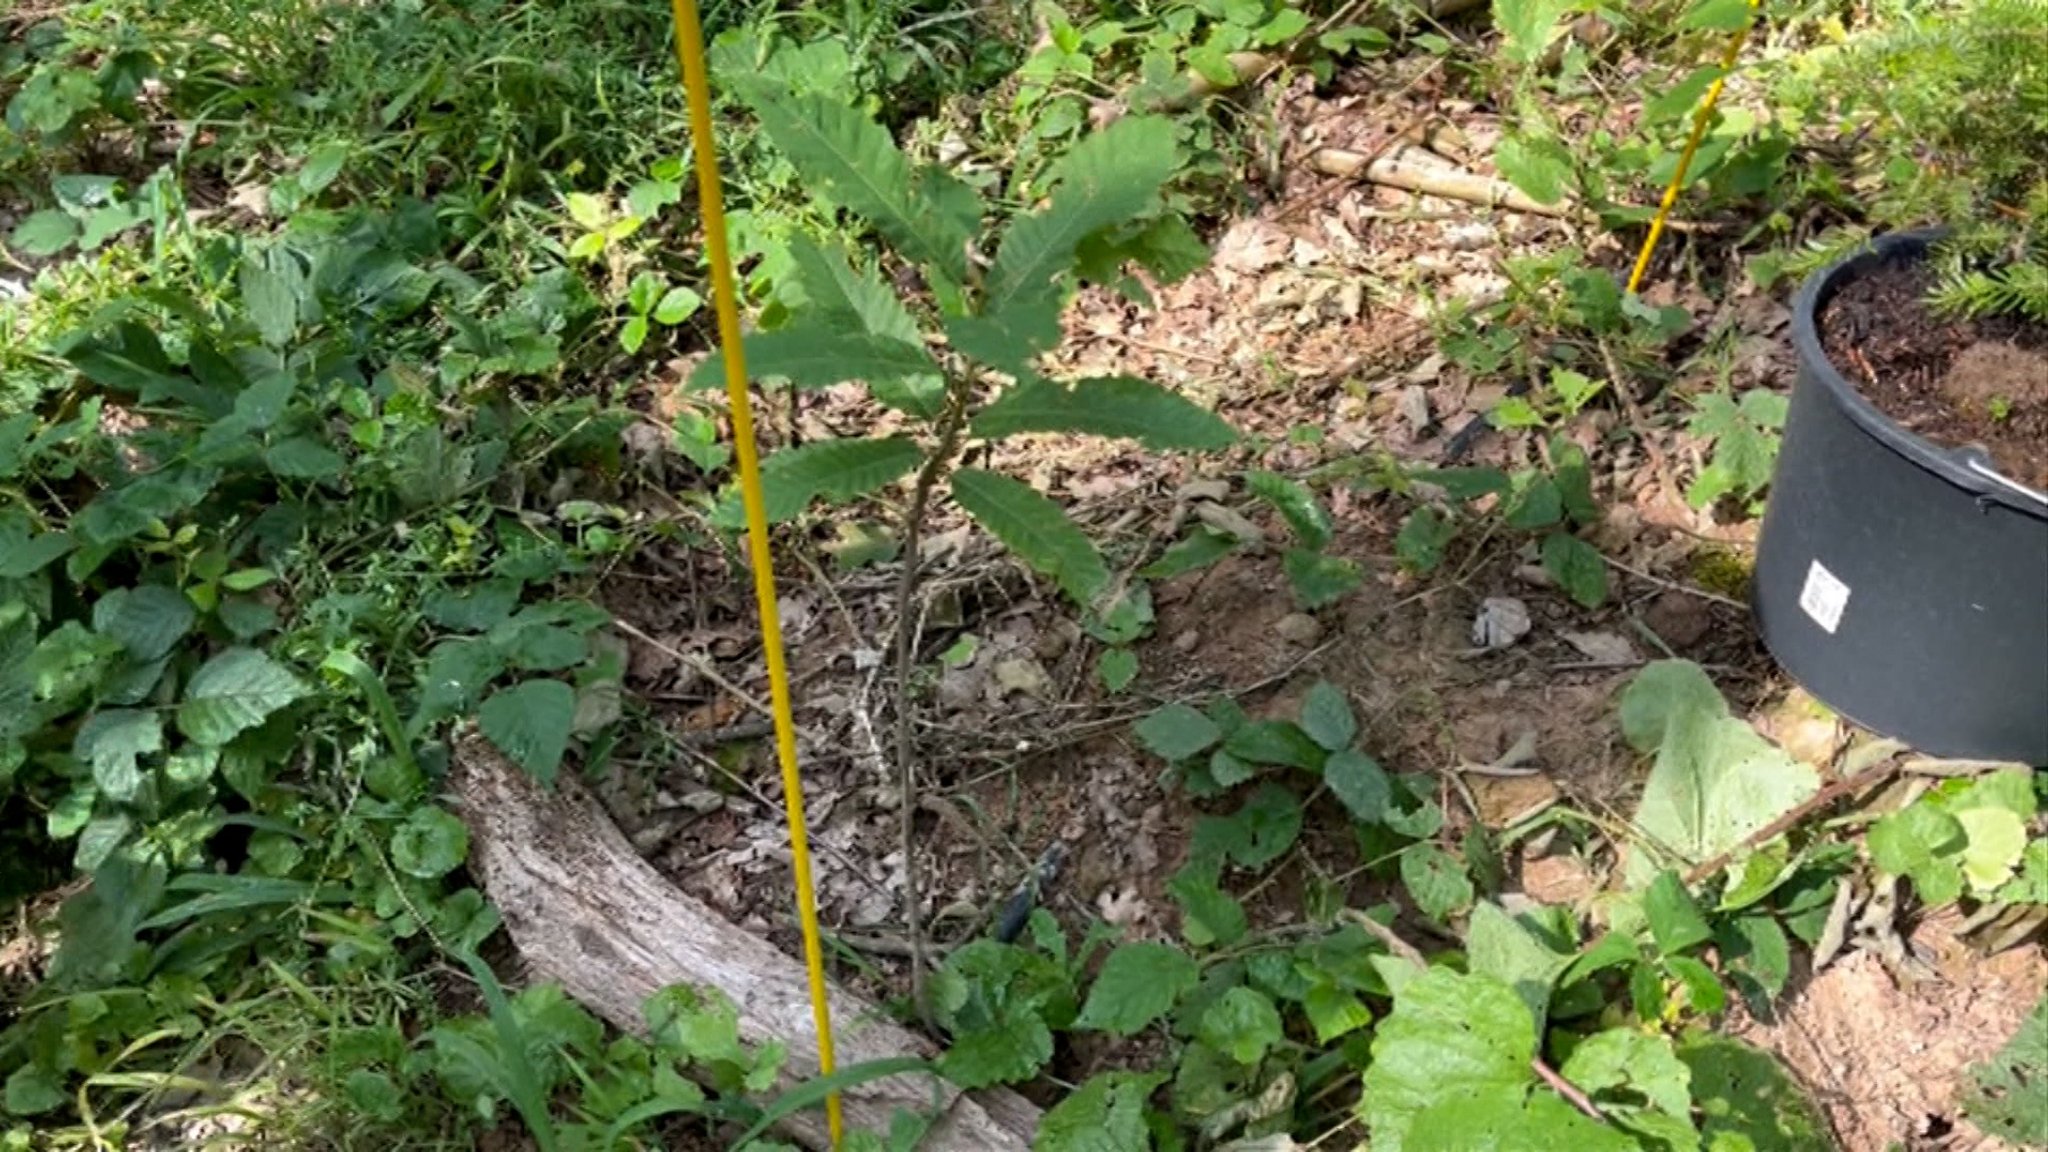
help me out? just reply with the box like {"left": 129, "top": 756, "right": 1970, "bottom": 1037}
{"left": 1303, "top": 983, "right": 1374, "bottom": 1044}
{"left": 1076, "top": 942, "right": 1199, "bottom": 1035}
{"left": 1362, "top": 969, "right": 1538, "bottom": 1152}
{"left": 1721, "top": 913, "right": 1790, "bottom": 1004}
{"left": 1962, "top": 992, "right": 2048, "bottom": 1147}
{"left": 478, "top": 679, "right": 575, "bottom": 784}
{"left": 1467, "top": 901, "right": 1573, "bottom": 1036}
{"left": 939, "top": 1010, "right": 1052, "bottom": 1089}
{"left": 391, "top": 806, "right": 469, "bottom": 879}
{"left": 1955, "top": 807, "right": 2028, "bottom": 893}
{"left": 1621, "top": 661, "right": 1817, "bottom": 885}
{"left": 1681, "top": 1033, "right": 1833, "bottom": 1151}
{"left": 299, "top": 141, "right": 348, "bottom": 193}
{"left": 1298, "top": 680, "right": 1356, "bottom": 751}
{"left": 752, "top": 437, "right": 922, "bottom": 524}
{"left": 0, "top": 526, "right": 73, "bottom": 578}
{"left": 1133, "top": 703, "right": 1222, "bottom": 761}
{"left": 1035, "top": 1070, "right": 1163, "bottom": 1152}
{"left": 91, "top": 585, "right": 194, "bottom": 662}
{"left": 1223, "top": 720, "right": 1325, "bottom": 770}
{"left": 1681, "top": 0, "right": 1754, "bottom": 30}
{"left": 1507, "top": 476, "right": 1564, "bottom": 530}
{"left": 985, "top": 116, "right": 1178, "bottom": 317}
{"left": 971, "top": 376, "right": 1234, "bottom": 451}
{"left": 786, "top": 235, "right": 918, "bottom": 345}
{"left": 1867, "top": 800, "right": 1966, "bottom": 882}
{"left": 1493, "top": 0, "right": 1577, "bottom": 64}
{"left": 1995, "top": 840, "right": 2048, "bottom": 904}
{"left": 1495, "top": 133, "right": 1574, "bottom": 204}
{"left": 265, "top": 437, "right": 346, "bottom": 480}
{"left": 1140, "top": 526, "right": 1238, "bottom": 580}
{"left": 1283, "top": 548, "right": 1362, "bottom": 608}
{"left": 1096, "top": 647, "right": 1138, "bottom": 693}
{"left": 944, "top": 297, "right": 1062, "bottom": 379}
{"left": 1416, "top": 466, "right": 1513, "bottom": 502}
{"left": 1197, "top": 783, "right": 1303, "bottom": 870}
{"left": 5, "top": 1063, "right": 67, "bottom": 1116}
{"left": 1645, "top": 870, "right": 1715, "bottom": 956}
{"left": 1246, "top": 470, "right": 1331, "bottom": 548}
{"left": 1169, "top": 869, "right": 1247, "bottom": 948}
{"left": 1561, "top": 1028, "right": 1695, "bottom": 1119}
{"left": 734, "top": 86, "right": 975, "bottom": 285}
{"left": 691, "top": 327, "right": 939, "bottom": 392}
{"left": 1667, "top": 954, "right": 1727, "bottom": 1014}
{"left": 1197, "top": 986, "right": 1283, "bottom": 1065}
{"left": 178, "top": 648, "right": 306, "bottom": 746}
{"left": 1408, "top": 1094, "right": 1638, "bottom": 1152}
{"left": 424, "top": 581, "right": 522, "bottom": 632}
{"left": 76, "top": 812, "right": 131, "bottom": 871}
{"left": 950, "top": 468, "right": 1108, "bottom": 606}
{"left": 74, "top": 709, "right": 163, "bottom": 803}
{"left": 9, "top": 209, "right": 78, "bottom": 257}
{"left": 1325, "top": 748, "right": 1392, "bottom": 823}
{"left": 1647, "top": 66, "right": 1727, "bottom": 125}
{"left": 1396, "top": 506, "right": 1457, "bottom": 573}
{"left": 1402, "top": 843, "right": 1473, "bottom": 921}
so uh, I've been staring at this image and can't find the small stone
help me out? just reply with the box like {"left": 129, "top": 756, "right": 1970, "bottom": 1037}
{"left": 993, "top": 656, "right": 1053, "bottom": 699}
{"left": 1173, "top": 629, "right": 1202, "bottom": 653}
{"left": 678, "top": 789, "right": 724, "bottom": 814}
{"left": 1643, "top": 590, "right": 1712, "bottom": 649}
{"left": 1443, "top": 221, "right": 1494, "bottom": 251}
{"left": 1560, "top": 630, "right": 1637, "bottom": 664}
{"left": 1471, "top": 597, "right": 1532, "bottom": 649}
{"left": 1276, "top": 613, "right": 1324, "bottom": 646}
{"left": 1397, "top": 385, "right": 1432, "bottom": 433}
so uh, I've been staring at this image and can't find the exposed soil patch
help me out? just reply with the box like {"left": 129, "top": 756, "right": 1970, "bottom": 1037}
{"left": 1818, "top": 259, "right": 2048, "bottom": 490}
{"left": 1734, "top": 910, "right": 2048, "bottom": 1152}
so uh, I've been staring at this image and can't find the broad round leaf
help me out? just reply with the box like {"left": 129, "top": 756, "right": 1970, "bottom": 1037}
{"left": 1075, "top": 942, "right": 1199, "bottom": 1035}
{"left": 478, "top": 679, "right": 575, "bottom": 784}
{"left": 391, "top": 806, "right": 471, "bottom": 879}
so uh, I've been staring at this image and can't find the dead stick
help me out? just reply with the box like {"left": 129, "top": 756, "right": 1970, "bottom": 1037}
{"left": 1532, "top": 1057, "right": 1607, "bottom": 1122}
{"left": 892, "top": 380, "right": 974, "bottom": 1030}
{"left": 1311, "top": 148, "right": 1724, "bottom": 232}
{"left": 1680, "top": 756, "right": 1906, "bottom": 886}
{"left": 1338, "top": 908, "right": 1427, "bottom": 969}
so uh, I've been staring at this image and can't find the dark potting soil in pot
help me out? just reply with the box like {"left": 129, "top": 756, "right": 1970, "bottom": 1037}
{"left": 1817, "top": 258, "right": 2048, "bottom": 491}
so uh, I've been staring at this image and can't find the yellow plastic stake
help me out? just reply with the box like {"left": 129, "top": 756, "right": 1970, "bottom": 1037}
{"left": 664, "top": 0, "right": 844, "bottom": 1145}
{"left": 1626, "top": 0, "right": 1764, "bottom": 295}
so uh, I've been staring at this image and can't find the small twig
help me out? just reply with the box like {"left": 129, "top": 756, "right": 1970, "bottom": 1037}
{"left": 1681, "top": 754, "right": 1906, "bottom": 886}
{"left": 1337, "top": 908, "right": 1427, "bottom": 969}
{"left": 1531, "top": 1057, "right": 1607, "bottom": 1122}
{"left": 612, "top": 619, "right": 777, "bottom": 721}
{"left": 1900, "top": 757, "right": 2029, "bottom": 777}
{"left": 1601, "top": 555, "right": 1748, "bottom": 611}
{"left": 892, "top": 380, "right": 975, "bottom": 1030}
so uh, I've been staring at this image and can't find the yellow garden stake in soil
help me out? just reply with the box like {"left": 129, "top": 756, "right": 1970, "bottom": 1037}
{"left": 664, "top": 0, "right": 845, "bottom": 1144}
{"left": 1627, "top": 0, "right": 1764, "bottom": 295}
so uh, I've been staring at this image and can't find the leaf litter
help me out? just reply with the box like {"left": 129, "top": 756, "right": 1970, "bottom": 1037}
{"left": 584, "top": 41, "right": 2040, "bottom": 1152}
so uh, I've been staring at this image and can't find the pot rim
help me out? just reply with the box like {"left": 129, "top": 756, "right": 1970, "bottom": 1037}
{"left": 1791, "top": 227, "right": 2048, "bottom": 518}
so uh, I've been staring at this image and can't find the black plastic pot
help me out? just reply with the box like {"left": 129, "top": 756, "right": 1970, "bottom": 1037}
{"left": 1754, "top": 230, "right": 2048, "bottom": 766}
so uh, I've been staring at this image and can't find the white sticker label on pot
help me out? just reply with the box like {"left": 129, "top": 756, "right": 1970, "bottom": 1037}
{"left": 1799, "top": 560, "right": 1851, "bottom": 634}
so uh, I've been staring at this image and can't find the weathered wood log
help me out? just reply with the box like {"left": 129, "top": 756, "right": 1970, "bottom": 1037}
{"left": 447, "top": 730, "right": 1042, "bottom": 1151}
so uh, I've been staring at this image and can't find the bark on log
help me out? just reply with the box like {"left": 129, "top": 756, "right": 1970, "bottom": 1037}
{"left": 446, "top": 730, "right": 1042, "bottom": 1151}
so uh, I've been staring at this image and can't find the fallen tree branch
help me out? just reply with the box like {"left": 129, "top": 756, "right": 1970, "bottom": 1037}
{"left": 1311, "top": 147, "right": 1569, "bottom": 217}
{"left": 447, "top": 730, "right": 1041, "bottom": 1152}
